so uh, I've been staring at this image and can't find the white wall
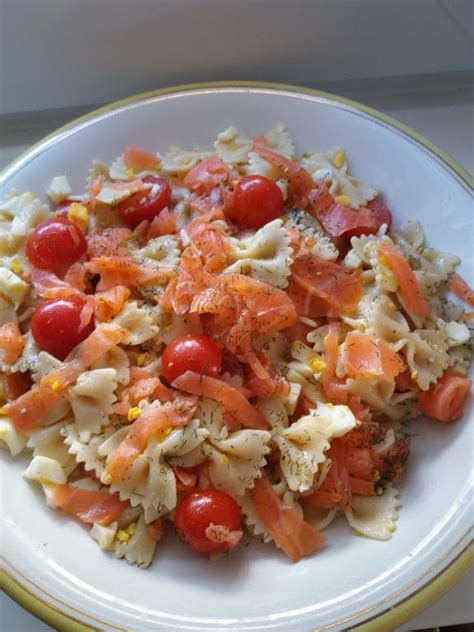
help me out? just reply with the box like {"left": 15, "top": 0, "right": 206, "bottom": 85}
{"left": 0, "top": 0, "right": 472, "bottom": 114}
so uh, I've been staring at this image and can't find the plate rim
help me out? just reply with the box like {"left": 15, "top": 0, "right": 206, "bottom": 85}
{"left": 0, "top": 80, "right": 472, "bottom": 631}
{"left": 1, "top": 81, "right": 472, "bottom": 188}
{"left": 2, "top": 545, "right": 473, "bottom": 632}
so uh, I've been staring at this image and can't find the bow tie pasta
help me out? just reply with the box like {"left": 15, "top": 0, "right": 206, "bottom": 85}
{"left": 1, "top": 124, "right": 471, "bottom": 568}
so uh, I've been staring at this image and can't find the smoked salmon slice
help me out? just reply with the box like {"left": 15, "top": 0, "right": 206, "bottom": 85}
{"left": 147, "top": 208, "right": 177, "bottom": 238}
{"left": 113, "top": 375, "right": 173, "bottom": 415}
{"left": 124, "top": 146, "right": 160, "bottom": 171}
{"left": 64, "top": 262, "right": 89, "bottom": 292}
{"left": 51, "top": 483, "right": 128, "bottom": 526}
{"left": 0, "top": 323, "right": 25, "bottom": 364}
{"left": 191, "top": 273, "right": 297, "bottom": 353}
{"left": 105, "top": 400, "right": 196, "bottom": 482}
{"left": 249, "top": 473, "right": 326, "bottom": 562}
{"left": 87, "top": 228, "right": 131, "bottom": 259}
{"left": 31, "top": 269, "right": 84, "bottom": 300}
{"left": 419, "top": 374, "right": 471, "bottom": 422}
{"left": 183, "top": 157, "right": 230, "bottom": 195}
{"left": 86, "top": 256, "right": 169, "bottom": 291}
{"left": 309, "top": 185, "right": 392, "bottom": 238}
{"left": 172, "top": 371, "right": 268, "bottom": 430}
{"left": 447, "top": 273, "right": 474, "bottom": 307}
{"left": 3, "top": 324, "right": 126, "bottom": 432}
{"left": 93, "top": 286, "right": 130, "bottom": 321}
{"left": 287, "top": 253, "right": 363, "bottom": 318}
{"left": 341, "top": 331, "right": 405, "bottom": 379}
{"left": 322, "top": 323, "right": 348, "bottom": 404}
{"left": 252, "top": 137, "right": 314, "bottom": 206}
{"left": 184, "top": 210, "right": 229, "bottom": 273}
{"left": 378, "top": 241, "right": 429, "bottom": 318}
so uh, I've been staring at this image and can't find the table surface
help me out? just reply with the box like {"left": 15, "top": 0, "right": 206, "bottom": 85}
{"left": 0, "top": 80, "right": 472, "bottom": 631}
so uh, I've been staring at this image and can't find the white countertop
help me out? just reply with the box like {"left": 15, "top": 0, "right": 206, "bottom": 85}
{"left": 0, "top": 80, "right": 472, "bottom": 631}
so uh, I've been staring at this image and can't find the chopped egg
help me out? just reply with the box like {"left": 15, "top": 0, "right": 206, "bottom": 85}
{"left": 332, "top": 150, "right": 345, "bottom": 169}
{"left": 0, "top": 268, "right": 29, "bottom": 309}
{"left": 23, "top": 456, "right": 67, "bottom": 485}
{"left": 335, "top": 195, "right": 350, "bottom": 207}
{"left": 116, "top": 528, "right": 131, "bottom": 543}
{"left": 156, "top": 426, "right": 172, "bottom": 442}
{"left": 95, "top": 187, "right": 135, "bottom": 205}
{"left": 126, "top": 521, "right": 137, "bottom": 536}
{"left": 316, "top": 402, "right": 356, "bottom": 438}
{"left": 41, "top": 483, "right": 58, "bottom": 508}
{"left": 50, "top": 379, "right": 62, "bottom": 393}
{"left": 47, "top": 175, "right": 72, "bottom": 205}
{"left": 308, "top": 355, "right": 326, "bottom": 373}
{"left": 127, "top": 407, "right": 142, "bottom": 422}
{"left": 67, "top": 202, "right": 89, "bottom": 232}
{"left": 0, "top": 417, "right": 27, "bottom": 456}
{"left": 443, "top": 320, "right": 470, "bottom": 347}
{"left": 10, "top": 259, "right": 23, "bottom": 275}
{"left": 90, "top": 521, "right": 118, "bottom": 550}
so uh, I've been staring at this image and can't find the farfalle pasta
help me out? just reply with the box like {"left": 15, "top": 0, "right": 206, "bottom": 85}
{"left": 0, "top": 125, "right": 471, "bottom": 568}
{"left": 225, "top": 219, "right": 293, "bottom": 288}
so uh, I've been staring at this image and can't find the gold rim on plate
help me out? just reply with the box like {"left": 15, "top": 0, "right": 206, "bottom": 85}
{"left": 0, "top": 81, "right": 473, "bottom": 632}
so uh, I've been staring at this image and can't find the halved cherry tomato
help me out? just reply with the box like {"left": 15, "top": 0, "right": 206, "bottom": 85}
{"left": 161, "top": 334, "right": 222, "bottom": 384}
{"left": 174, "top": 490, "right": 241, "bottom": 553}
{"left": 31, "top": 297, "right": 94, "bottom": 360}
{"left": 233, "top": 175, "right": 283, "bottom": 229}
{"left": 116, "top": 176, "right": 171, "bottom": 227}
{"left": 26, "top": 218, "right": 87, "bottom": 269}
{"left": 366, "top": 198, "right": 393, "bottom": 231}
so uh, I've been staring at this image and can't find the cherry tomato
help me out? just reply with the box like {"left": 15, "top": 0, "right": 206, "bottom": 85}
{"left": 233, "top": 175, "right": 283, "bottom": 229}
{"left": 174, "top": 490, "right": 241, "bottom": 553}
{"left": 161, "top": 334, "right": 222, "bottom": 384}
{"left": 116, "top": 176, "right": 171, "bottom": 228}
{"left": 26, "top": 218, "right": 87, "bottom": 270}
{"left": 366, "top": 198, "right": 393, "bottom": 232}
{"left": 31, "top": 298, "right": 94, "bottom": 360}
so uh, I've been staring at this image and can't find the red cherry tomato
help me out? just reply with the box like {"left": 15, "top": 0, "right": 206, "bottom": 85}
{"left": 174, "top": 490, "right": 241, "bottom": 553}
{"left": 31, "top": 298, "right": 94, "bottom": 360}
{"left": 366, "top": 198, "right": 393, "bottom": 232}
{"left": 161, "top": 334, "right": 222, "bottom": 384}
{"left": 233, "top": 175, "right": 284, "bottom": 229}
{"left": 26, "top": 218, "right": 87, "bottom": 270}
{"left": 116, "top": 176, "right": 171, "bottom": 228}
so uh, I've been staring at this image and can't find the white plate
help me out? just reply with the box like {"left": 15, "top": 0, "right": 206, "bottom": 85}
{"left": 0, "top": 83, "right": 472, "bottom": 631}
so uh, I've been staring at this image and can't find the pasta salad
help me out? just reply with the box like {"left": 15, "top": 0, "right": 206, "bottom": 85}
{"left": 0, "top": 125, "right": 472, "bottom": 567}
